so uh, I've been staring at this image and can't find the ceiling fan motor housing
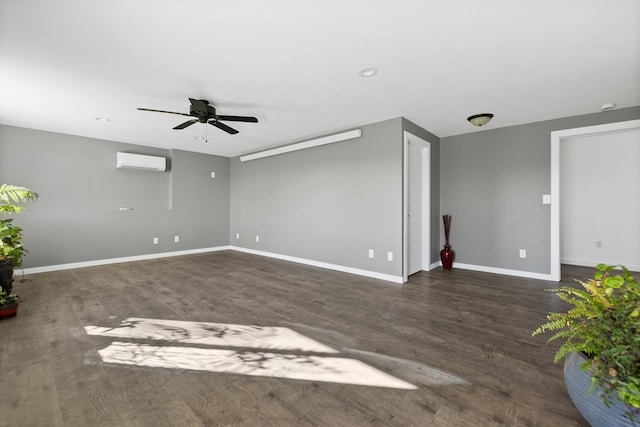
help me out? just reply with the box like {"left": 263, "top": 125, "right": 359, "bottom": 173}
{"left": 189, "top": 100, "right": 214, "bottom": 123}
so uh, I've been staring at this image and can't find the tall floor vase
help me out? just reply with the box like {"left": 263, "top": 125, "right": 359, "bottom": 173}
{"left": 441, "top": 214, "right": 454, "bottom": 269}
{"left": 440, "top": 246, "right": 454, "bottom": 270}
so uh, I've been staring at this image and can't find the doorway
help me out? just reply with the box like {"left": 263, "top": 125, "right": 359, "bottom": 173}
{"left": 550, "top": 119, "right": 640, "bottom": 280}
{"left": 403, "top": 131, "right": 431, "bottom": 281}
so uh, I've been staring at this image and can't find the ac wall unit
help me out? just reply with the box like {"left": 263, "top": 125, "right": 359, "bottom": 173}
{"left": 116, "top": 152, "right": 166, "bottom": 171}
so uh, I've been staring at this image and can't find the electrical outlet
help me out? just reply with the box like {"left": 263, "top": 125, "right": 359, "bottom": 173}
{"left": 236, "top": 233, "right": 240, "bottom": 240}
{"left": 211, "top": 172, "right": 216, "bottom": 178}
{"left": 595, "top": 240, "right": 602, "bottom": 248}
{"left": 256, "top": 235, "right": 260, "bottom": 242}
{"left": 387, "top": 251, "right": 393, "bottom": 261}
{"left": 368, "top": 249, "right": 374, "bottom": 259}
{"left": 519, "top": 249, "right": 526, "bottom": 258}
{"left": 153, "top": 237, "right": 158, "bottom": 245}
{"left": 174, "top": 235, "right": 179, "bottom": 243}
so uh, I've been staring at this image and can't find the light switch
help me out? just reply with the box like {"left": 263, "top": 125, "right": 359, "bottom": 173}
{"left": 542, "top": 194, "right": 551, "bottom": 204}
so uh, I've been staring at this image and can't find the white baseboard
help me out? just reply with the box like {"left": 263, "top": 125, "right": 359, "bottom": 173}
{"left": 22, "top": 246, "right": 232, "bottom": 275}
{"left": 429, "top": 261, "right": 441, "bottom": 271}
{"left": 22, "top": 245, "right": 404, "bottom": 284}
{"left": 451, "top": 262, "right": 555, "bottom": 281}
{"left": 23, "top": 247, "right": 572, "bottom": 283}
{"left": 230, "top": 246, "right": 404, "bottom": 284}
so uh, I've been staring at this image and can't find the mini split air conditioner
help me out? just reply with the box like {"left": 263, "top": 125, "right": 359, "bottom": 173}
{"left": 116, "top": 152, "right": 166, "bottom": 171}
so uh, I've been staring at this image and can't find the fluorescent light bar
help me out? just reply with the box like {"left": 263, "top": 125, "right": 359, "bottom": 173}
{"left": 240, "top": 129, "right": 362, "bottom": 162}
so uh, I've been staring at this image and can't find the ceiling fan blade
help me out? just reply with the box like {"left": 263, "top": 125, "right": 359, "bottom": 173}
{"left": 209, "top": 120, "right": 238, "bottom": 134}
{"left": 137, "top": 107, "right": 191, "bottom": 117}
{"left": 216, "top": 115, "right": 259, "bottom": 123}
{"left": 173, "top": 119, "right": 198, "bottom": 130}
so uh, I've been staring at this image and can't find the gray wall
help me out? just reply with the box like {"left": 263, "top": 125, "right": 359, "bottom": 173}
{"left": 230, "top": 118, "right": 406, "bottom": 277}
{"left": 402, "top": 118, "right": 441, "bottom": 264}
{"left": 440, "top": 107, "right": 640, "bottom": 274}
{"left": 0, "top": 125, "right": 230, "bottom": 268}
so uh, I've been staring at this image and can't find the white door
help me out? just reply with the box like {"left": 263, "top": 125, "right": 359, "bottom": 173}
{"left": 404, "top": 131, "right": 431, "bottom": 280}
{"left": 407, "top": 142, "right": 424, "bottom": 275}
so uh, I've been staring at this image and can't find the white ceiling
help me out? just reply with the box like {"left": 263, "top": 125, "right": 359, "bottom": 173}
{"left": 1, "top": 0, "right": 639, "bottom": 158}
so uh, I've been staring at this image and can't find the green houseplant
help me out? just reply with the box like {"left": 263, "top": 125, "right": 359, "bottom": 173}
{"left": 0, "top": 184, "right": 38, "bottom": 300}
{"left": 533, "top": 264, "right": 640, "bottom": 425}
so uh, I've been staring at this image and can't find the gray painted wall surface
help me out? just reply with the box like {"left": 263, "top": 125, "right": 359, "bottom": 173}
{"left": 440, "top": 107, "right": 640, "bottom": 274}
{"left": 230, "top": 118, "right": 405, "bottom": 276}
{"left": 0, "top": 125, "right": 230, "bottom": 268}
{"left": 402, "top": 118, "right": 441, "bottom": 264}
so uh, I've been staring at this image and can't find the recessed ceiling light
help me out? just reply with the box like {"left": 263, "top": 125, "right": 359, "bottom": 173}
{"left": 359, "top": 68, "right": 378, "bottom": 78}
{"left": 193, "top": 136, "right": 205, "bottom": 140}
{"left": 600, "top": 103, "right": 616, "bottom": 111}
{"left": 95, "top": 117, "right": 111, "bottom": 122}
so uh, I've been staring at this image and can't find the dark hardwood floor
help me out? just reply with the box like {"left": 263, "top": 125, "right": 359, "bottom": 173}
{"left": 0, "top": 251, "right": 591, "bottom": 426}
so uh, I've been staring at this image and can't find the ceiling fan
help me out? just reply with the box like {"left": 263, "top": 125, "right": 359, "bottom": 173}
{"left": 137, "top": 98, "right": 258, "bottom": 134}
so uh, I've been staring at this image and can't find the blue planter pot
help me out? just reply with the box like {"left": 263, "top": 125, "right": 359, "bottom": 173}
{"left": 564, "top": 352, "right": 636, "bottom": 427}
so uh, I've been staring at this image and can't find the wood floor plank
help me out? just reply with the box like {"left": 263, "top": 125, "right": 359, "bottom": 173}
{"left": 0, "top": 251, "right": 591, "bottom": 426}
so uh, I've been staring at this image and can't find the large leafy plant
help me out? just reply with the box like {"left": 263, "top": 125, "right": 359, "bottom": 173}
{"left": 0, "top": 184, "right": 38, "bottom": 268}
{"left": 533, "top": 264, "right": 640, "bottom": 422}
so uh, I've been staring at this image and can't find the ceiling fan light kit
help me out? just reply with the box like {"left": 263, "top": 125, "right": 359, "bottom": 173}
{"left": 467, "top": 113, "right": 494, "bottom": 127}
{"left": 137, "top": 98, "right": 258, "bottom": 135}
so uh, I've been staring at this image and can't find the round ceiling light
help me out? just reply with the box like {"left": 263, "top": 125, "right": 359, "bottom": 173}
{"left": 467, "top": 113, "right": 494, "bottom": 127}
{"left": 600, "top": 103, "right": 616, "bottom": 111}
{"left": 94, "top": 117, "right": 111, "bottom": 122}
{"left": 359, "top": 68, "right": 378, "bottom": 78}
{"left": 193, "top": 136, "right": 205, "bottom": 140}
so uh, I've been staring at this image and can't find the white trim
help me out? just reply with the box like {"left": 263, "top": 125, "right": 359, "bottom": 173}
{"left": 240, "top": 129, "right": 362, "bottom": 162}
{"left": 452, "top": 263, "right": 554, "bottom": 281}
{"left": 550, "top": 119, "right": 640, "bottom": 281}
{"left": 403, "top": 131, "right": 432, "bottom": 283}
{"left": 21, "top": 244, "right": 561, "bottom": 283}
{"left": 230, "top": 246, "right": 404, "bottom": 284}
{"left": 22, "top": 246, "right": 232, "bottom": 275}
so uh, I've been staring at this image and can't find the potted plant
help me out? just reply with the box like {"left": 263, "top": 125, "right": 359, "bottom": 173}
{"left": 0, "top": 184, "right": 38, "bottom": 308}
{"left": 533, "top": 264, "right": 640, "bottom": 426}
{"left": 0, "top": 285, "right": 20, "bottom": 318}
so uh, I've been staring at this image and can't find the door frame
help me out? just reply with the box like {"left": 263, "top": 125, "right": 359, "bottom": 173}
{"left": 550, "top": 119, "right": 640, "bottom": 281}
{"left": 403, "top": 131, "right": 432, "bottom": 282}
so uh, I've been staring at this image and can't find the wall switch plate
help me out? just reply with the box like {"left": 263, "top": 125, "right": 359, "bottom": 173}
{"left": 211, "top": 172, "right": 216, "bottom": 178}
{"left": 174, "top": 236, "right": 179, "bottom": 243}
{"left": 368, "top": 249, "right": 374, "bottom": 259}
{"left": 387, "top": 251, "right": 393, "bottom": 261}
{"left": 256, "top": 235, "right": 260, "bottom": 242}
{"left": 236, "top": 233, "right": 240, "bottom": 240}
{"left": 519, "top": 249, "right": 526, "bottom": 258}
{"left": 153, "top": 237, "right": 159, "bottom": 245}
{"left": 542, "top": 194, "right": 551, "bottom": 204}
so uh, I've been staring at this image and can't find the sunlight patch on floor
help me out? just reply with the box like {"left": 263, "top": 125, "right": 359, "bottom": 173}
{"left": 85, "top": 317, "right": 421, "bottom": 389}
{"left": 85, "top": 317, "right": 337, "bottom": 353}
{"left": 98, "top": 341, "right": 417, "bottom": 389}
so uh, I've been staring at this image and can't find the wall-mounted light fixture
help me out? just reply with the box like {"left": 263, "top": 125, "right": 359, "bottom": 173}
{"left": 467, "top": 113, "right": 494, "bottom": 127}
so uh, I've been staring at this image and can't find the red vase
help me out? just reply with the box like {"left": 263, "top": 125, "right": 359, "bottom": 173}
{"left": 440, "top": 246, "right": 455, "bottom": 269}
